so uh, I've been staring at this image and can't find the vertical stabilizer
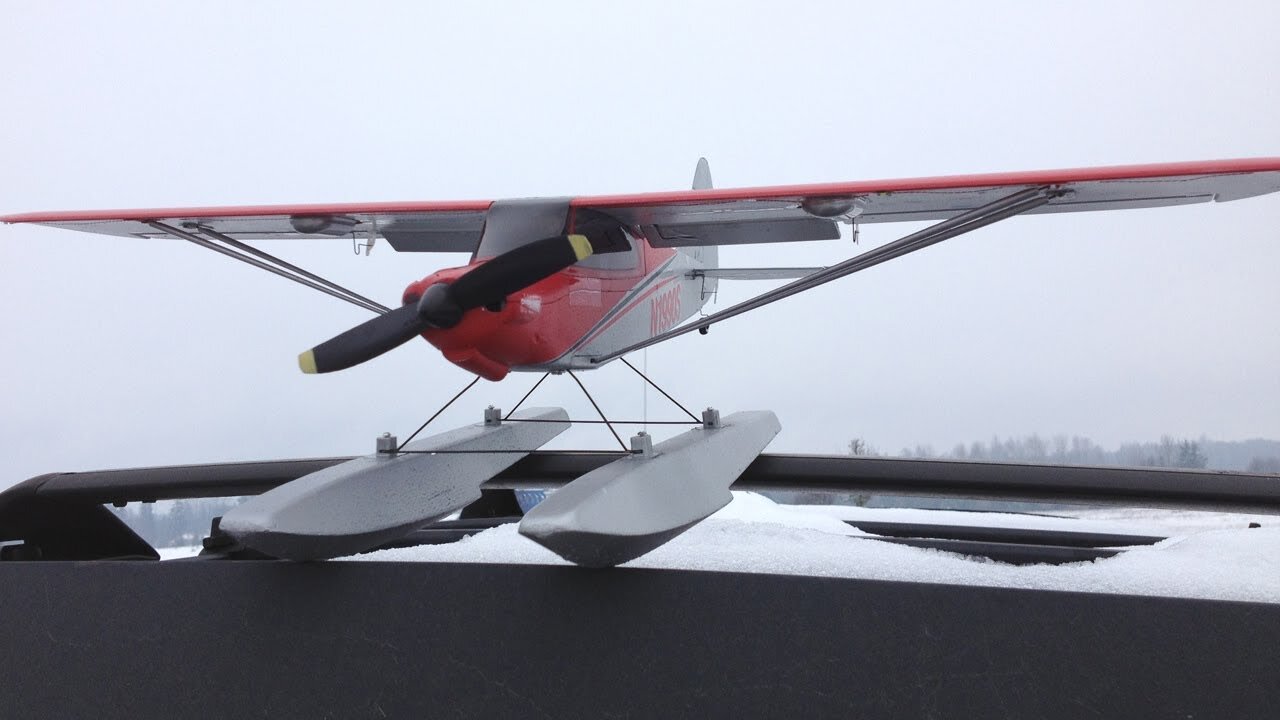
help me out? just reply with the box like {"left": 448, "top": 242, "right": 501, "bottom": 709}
{"left": 692, "top": 157, "right": 713, "bottom": 190}
{"left": 687, "top": 158, "right": 718, "bottom": 288}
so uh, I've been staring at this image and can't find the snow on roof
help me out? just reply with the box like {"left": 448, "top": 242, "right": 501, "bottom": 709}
{"left": 348, "top": 492, "right": 1280, "bottom": 605}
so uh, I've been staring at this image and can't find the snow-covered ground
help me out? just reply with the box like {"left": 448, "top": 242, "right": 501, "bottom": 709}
{"left": 157, "top": 545, "right": 203, "bottom": 560}
{"left": 345, "top": 493, "right": 1280, "bottom": 604}
{"left": 154, "top": 493, "right": 1279, "bottom": 604}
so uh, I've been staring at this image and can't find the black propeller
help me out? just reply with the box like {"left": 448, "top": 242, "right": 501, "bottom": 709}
{"left": 299, "top": 233, "right": 593, "bottom": 374}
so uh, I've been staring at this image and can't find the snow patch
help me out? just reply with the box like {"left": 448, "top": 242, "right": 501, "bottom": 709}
{"left": 157, "top": 545, "right": 202, "bottom": 560}
{"left": 346, "top": 492, "right": 1280, "bottom": 604}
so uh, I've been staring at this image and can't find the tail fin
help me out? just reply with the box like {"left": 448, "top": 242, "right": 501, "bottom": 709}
{"left": 692, "top": 157, "right": 713, "bottom": 190}
{"left": 686, "top": 158, "right": 718, "bottom": 284}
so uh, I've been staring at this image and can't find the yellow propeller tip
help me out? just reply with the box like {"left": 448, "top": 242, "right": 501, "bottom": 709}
{"left": 298, "top": 350, "right": 318, "bottom": 374}
{"left": 567, "top": 234, "right": 593, "bottom": 261}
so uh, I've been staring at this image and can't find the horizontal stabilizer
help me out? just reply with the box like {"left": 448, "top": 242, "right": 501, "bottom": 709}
{"left": 691, "top": 267, "right": 824, "bottom": 281}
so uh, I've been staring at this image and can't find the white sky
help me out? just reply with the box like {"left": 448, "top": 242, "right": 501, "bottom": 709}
{"left": 2, "top": 1, "right": 1278, "bottom": 487}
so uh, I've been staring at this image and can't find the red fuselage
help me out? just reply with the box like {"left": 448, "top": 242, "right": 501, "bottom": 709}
{"left": 403, "top": 234, "right": 686, "bottom": 381}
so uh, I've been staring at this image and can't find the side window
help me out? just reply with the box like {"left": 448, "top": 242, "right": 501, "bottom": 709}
{"left": 577, "top": 227, "right": 637, "bottom": 271}
{"left": 571, "top": 209, "right": 638, "bottom": 272}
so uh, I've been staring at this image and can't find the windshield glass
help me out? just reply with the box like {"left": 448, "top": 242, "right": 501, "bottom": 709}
{"left": 473, "top": 200, "right": 569, "bottom": 259}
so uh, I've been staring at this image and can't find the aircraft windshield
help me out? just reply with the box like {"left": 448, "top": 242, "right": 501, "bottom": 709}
{"left": 473, "top": 201, "right": 570, "bottom": 259}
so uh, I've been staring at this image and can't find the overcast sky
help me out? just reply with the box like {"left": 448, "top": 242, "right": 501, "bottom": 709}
{"left": 2, "top": 1, "right": 1278, "bottom": 487}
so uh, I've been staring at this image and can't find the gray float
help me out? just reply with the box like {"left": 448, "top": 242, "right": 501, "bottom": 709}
{"left": 220, "top": 406, "right": 570, "bottom": 560}
{"left": 518, "top": 409, "right": 780, "bottom": 568}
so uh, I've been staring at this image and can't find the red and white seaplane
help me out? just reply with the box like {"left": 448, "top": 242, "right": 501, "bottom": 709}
{"left": 6, "top": 157, "right": 1280, "bottom": 565}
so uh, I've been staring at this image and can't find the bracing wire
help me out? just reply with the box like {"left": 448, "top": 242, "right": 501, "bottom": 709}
{"left": 396, "top": 376, "right": 481, "bottom": 451}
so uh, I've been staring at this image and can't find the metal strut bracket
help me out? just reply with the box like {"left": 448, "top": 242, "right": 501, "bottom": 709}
{"left": 592, "top": 185, "right": 1062, "bottom": 362}
{"left": 146, "top": 221, "right": 390, "bottom": 315}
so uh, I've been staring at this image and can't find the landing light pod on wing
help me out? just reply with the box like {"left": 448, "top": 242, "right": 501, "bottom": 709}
{"left": 801, "top": 196, "right": 861, "bottom": 218}
{"left": 289, "top": 214, "right": 361, "bottom": 236}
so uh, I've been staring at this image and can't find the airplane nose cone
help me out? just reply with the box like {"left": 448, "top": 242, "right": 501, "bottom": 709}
{"left": 415, "top": 282, "right": 464, "bottom": 329}
{"left": 402, "top": 268, "right": 561, "bottom": 381}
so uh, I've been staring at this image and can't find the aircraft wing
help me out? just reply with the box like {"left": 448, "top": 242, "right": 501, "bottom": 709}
{"left": 5, "top": 159, "right": 1279, "bottom": 252}
{"left": 575, "top": 158, "right": 1280, "bottom": 247}
{"left": 0, "top": 200, "right": 493, "bottom": 253}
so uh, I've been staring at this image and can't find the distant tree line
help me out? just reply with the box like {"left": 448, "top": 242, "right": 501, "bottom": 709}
{"left": 1250, "top": 456, "right": 1280, "bottom": 473}
{"left": 849, "top": 434, "right": 1280, "bottom": 473}
{"left": 111, "top": 497, "right": 245, "bottom": 549}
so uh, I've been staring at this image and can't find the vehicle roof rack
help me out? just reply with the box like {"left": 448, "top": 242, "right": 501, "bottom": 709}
{"left": 4, "top": 453, "right": 1277, "bottom": 562}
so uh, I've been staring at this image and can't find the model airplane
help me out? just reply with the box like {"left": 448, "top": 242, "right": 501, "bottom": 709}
{"left": 6, "top": 157, "right": 1280, "bottom": 565}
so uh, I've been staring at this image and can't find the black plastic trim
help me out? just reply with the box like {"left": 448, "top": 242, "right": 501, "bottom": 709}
{"left": 870, "top": 536, "right": 1120, "bottom": 565}
{"left": 847, "top": 520, "right": 1165, "bottom": 548}
{"left": 0, "top": 474, "right": 157, "bottom": 560}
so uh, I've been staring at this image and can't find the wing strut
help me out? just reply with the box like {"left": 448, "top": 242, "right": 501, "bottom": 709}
{"left": 146, "top": 221, "right": 391, "bottom": 315}
{"left": 592, "top": 185, "right": 1061, "bottom": 362}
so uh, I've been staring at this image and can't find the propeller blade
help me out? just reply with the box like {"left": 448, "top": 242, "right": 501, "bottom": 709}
{"left": 299, "top": 303, "right": 429, "bottom": 374}
{"left": 298, "top": 233, "right": 593, "bottom": 374}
